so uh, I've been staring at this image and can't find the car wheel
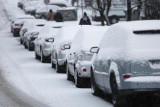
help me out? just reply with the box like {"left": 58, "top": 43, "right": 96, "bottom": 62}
{"left": 20, "top": 39, "right": 22, "bottom": 44}
{"left": 28, "top": 42, "right": 33, "bottom": 51}
{"left": 110, "top": 75, "right": 127, "bottom": 107}
{"left": 55, "top": 61, "right": 61, "bottom": 73}
{"left": 74, "top": 69, "right": 83, "bottom": 88}
{"left": 35, "top": 52, "right": 39, "bottom": 60}
{"left": 41, "top": 50, "right": 46, "bottom": 63}
{"left": 90, "top": 70, "right": 102, "bottom": 96}
{"left": 109, "top": 16, "right": 119, "bottom": 24}
{"left": 51, "top": 59, "right": 55, "bottom": 68}
{"left": 66, "top": 64, "right": 73, "bottom": 81}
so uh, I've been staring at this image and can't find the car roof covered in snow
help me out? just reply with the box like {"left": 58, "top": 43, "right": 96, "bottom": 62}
{"left": 99, "top": 20, "right": 160, "bottom": 60}
{"left": 70, "top": 25, "right": 109, "bottom": 53}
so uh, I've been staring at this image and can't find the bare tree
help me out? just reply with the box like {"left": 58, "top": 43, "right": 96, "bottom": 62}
{"left": 91, "top": 0, "right": 112, "bottom": 26}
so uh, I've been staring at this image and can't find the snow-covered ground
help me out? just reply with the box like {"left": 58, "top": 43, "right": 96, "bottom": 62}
{"left": 0, "top": 0, "right": 112, "bottom": 107}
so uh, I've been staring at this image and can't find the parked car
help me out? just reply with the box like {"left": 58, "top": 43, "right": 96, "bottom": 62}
{"left": 35, "top": 4, "right": 61, "bottom": 19}
{"left": 19, "top": 19, "right": 36, "bottom": 44}
{"left": 58, "top": 7, "right": 78, "bottom": 21}
{"left": 92, "top": 2, "right": 126, "bottom": 24}
{"left": 34, "top": 23, "right": 62, "bottom": 63}
{"left": 10, "top": 15, "right": 34, "bottom": 37}
{"left": 90, "top": 20, "right": 160, "bottom": 107}
{"left": 51, "top": 25, "right": 81, "bottom": 73}
{"left": 23, "top": 19, "right": 46, "bottom": 50}
{"left": 23, "top": 0, "right": 42, "bottom": 15}
{"left": 66, "top": 26, "right": 108, "bottom": 88}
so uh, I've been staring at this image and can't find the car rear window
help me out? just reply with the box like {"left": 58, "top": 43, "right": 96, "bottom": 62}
{"left": 133, "top": 30, "right": 160, "bottom": 34}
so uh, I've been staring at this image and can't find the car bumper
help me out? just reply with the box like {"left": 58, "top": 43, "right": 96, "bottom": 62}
{"left": 76, "top": 61, "right": 91, "bottom": 78}
{"left": 119, "top": 88, "right": 160, "bottom": 96}
{"left": 58, "top": 58, "right": 66, "bottom": 66}
{"left": 43, "top": 48, "right": 51, "bottom": 57}
{"left": 119, "top": 76, "right": 160, "bottom": 95}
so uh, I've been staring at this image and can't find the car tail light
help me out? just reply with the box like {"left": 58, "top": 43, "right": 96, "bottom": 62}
{"left": 81, "top": 67, "right": 87, "bottom": 72}
{"left": 123, "top": 74, "right": 131, "bottom": 79}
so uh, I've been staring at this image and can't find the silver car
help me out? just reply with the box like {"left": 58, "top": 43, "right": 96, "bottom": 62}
{"left": 66, "top": 26, "right": 108, "bottom": 88}
{"left": 51, "top": 25, "right": 81, "bottom": 73}
{"left": 90, "top": 20, "right": 160, "bottom": 107}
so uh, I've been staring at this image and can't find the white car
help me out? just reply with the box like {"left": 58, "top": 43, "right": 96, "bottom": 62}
{"left": 23, "top": 19, "right": 46, "bottom": 50}
{"left": 10, "top": 15, "right": 34, "bottom": 37}
{"left": 66, "top": 26, "right": 109, "bottom": 88}
{"left": 19, "top": 19, "right": 36, "bottom": 44}
{"left": 51, "top": 25, "right": 81, "bottom": 73}
{"left": 34, "top": 23, "right": 62, "bottom": 63}
{"left": 23, "top": 0, "right": 42, "bottom": 15}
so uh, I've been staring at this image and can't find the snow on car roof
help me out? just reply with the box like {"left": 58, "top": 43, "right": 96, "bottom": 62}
{"left": 99, "top": 20, "right": 160, "bottom": 61}
{"left": 54, "top": 25, "right": 82, "bottom": 45}
{"left": 70, "top": 25, "right": 109, "bottom": 53}
{"left": 38, "top": 22, "right": 61, "bottom": 38}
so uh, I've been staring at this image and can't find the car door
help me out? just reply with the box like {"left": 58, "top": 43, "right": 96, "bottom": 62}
{"left": 93, "top": 53, "right": 104, "bottom": 88}
{"left": 102, "top": 59, "right": 111, "bottom": 90}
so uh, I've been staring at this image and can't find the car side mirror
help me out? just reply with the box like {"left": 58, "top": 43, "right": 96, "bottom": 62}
{"left": 63, "top": 44, "right": 71, "bottom": 49}
{"left": 90, "top": 47, "right": 99, "bottom": 53}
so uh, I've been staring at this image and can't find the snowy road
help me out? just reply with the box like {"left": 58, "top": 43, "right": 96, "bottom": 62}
{"left": 0, "top": 0, "right": 112, "bottom": 107}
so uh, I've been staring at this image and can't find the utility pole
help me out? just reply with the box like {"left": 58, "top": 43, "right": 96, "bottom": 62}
{"left": 127, "top": 0, "right": 131, "bottom": 21}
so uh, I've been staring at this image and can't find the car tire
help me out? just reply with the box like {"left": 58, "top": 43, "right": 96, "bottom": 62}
{"left": 41, "top": 50, "right": 46, "bottom": 63}
{"left": 110, "top": 74, "right": 127, "bottom": 107}
{"left": 35, "top": 52, "right": 39, "bottom": 60}
{"left": 55, "top": 61, "right": 61, "bottom": 73}
{"left": 109, "top": 16, "right": 119, "bottom": 24}
{"left": 51, "top": 57, "right": 55, "bottom": 68}
{"left": 74, "top": 69, "right": 83, "bottom": 88}
{"left": 20, "top": 39, "right": 22, "bottom": 44}
{"left": 28, "top": 42, "right": 33, "bottom": 51}
{"left": 90, "top": 70, "right": 102, "bottom": 96}
{"left": 66, "top": 64, "right": 73, "bottom": 81}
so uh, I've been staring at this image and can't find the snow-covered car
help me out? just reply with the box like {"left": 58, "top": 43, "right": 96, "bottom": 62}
{"left": 34, "top": 23, "right": 62, "bottom": 63}
{"left": 23, "top": 19, "right": 46, "bottom": 51}
{"left": 23, "top": 0, "right": 42, "bottom": 15}
{"left": 10, "top": 15, "right": 34, "bottom": 37}
{"left": 66, "top": 26, "right": 108, "bottom": 88}
{"left": 90, "top": 20, "right": 160, "bottom": 107}
{"left": 19, "top": 19, "right": 36, "bottom": 44}
{"left": 51, "top": 25, "right": 81, "bottom": 73}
